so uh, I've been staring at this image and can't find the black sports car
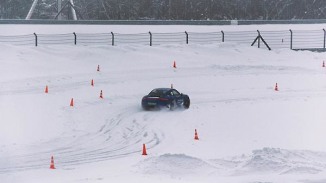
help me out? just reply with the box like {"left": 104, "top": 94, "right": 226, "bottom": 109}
{"left": 141, "top": 88, "right": 190, "bottom": 110}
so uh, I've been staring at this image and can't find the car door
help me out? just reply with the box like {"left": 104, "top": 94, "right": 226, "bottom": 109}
{"left": 171, "top": 89, "right": 183, "bottom": 105}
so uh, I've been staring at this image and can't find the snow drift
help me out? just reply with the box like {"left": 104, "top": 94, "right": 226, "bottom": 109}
{"left": 1, "top": 24, "right": 326, "bottom": 183}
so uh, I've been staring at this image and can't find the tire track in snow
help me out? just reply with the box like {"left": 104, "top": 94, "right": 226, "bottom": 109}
{"left": 0, "top": 107, "right": 164, "bottom": 173}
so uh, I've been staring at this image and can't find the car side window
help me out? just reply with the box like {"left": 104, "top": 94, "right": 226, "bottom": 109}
{"left": 172, "top": 90, "right": 180, "bottom": 96}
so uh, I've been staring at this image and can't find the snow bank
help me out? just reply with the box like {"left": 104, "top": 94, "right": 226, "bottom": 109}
{"left": 137, "top": 154, "right": 217, "bottom": 177}
{"left": 208, "top": 148, "right": 326, "bottom": 175}
{"left": 136, "top": 148, "right": 326, "bottom": 178}
{"left": 1, "top": 24, "right": 326, "bottom": 183}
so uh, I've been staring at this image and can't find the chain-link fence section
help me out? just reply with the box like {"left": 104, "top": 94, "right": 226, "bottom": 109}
{"left": 1, "top": 29, "right": 326, "bottom": 51}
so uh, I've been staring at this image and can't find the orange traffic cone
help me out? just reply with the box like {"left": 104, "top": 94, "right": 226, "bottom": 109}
{"left": 50, "top": 156, "right": 56, "bottom": 169}
{"left": 100, "top": 90, "right": 103, "bottom": 99}
{"left": 173, "top": 61, "right": 177, "bottom": 68}
{"left": 323, "top": 61, "right": 325, "bottom": 67}
{"left": 97, "top": 65, "right": 100, "bottom": 72}
{"left": 274, "top": 83, "right": 279, "bottom": 91}
{"left": 70, "top": 98, "right": 74, "bottom": 107}
{"left": 91, "top": 79, "right": 94, "bottom": 86}
{"left": 45, "top": 85, "right": 48, "bottom": 93}
{"left": 142, "top": 144, "right": 147, "bottom": 155}
{"left": 194, "top": 129, "right": 199, "bottom": 140}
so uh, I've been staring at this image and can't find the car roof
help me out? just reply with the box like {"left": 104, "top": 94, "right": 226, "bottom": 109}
{"left": 153, "top": 88, "right": 173, "bottom": 92}
{"left": 148, "top": 88, "right": 181, "bottom": 97}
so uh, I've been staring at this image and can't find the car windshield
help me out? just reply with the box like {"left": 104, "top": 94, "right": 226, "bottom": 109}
{"left": 148, "top": 89, "right": 169, "bottom": 97}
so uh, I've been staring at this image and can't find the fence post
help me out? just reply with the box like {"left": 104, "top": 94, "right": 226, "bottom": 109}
{"left": 185, "top": 31, "right": 188, "bottom": 44}
{"left": 257, "top": 30, "right": 261, "bottom": 48}
{"left": 33, "top": 33, "right": 37, "bottom": 47}
{"left": 289, "top": 29, "right": 293, "bottom": 50}
{"left": 221, "top": 31, "right": 224, "bottom": 42}
{"left": 73, "top": 32, "right": 77, "bottom": 45}
{"left": 111, "top": 32, "right": 114, "bottom": 46}
{"left": 323, "top": 29, "right": 325, "bottom": 50}
{"left": 149, "top": 31, "right": 152, "bottom": 46}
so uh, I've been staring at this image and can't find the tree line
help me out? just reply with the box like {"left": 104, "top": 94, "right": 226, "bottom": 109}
{"left": 1, "top": 0, "right": 326, "bottom": 20}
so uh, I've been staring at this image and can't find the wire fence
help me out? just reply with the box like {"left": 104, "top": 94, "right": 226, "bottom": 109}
{"left": 291, "top": 30, "right": 324, "bottom": 50}
{"left": 115, "top": 33, "right": 149, "bottom": 45}
{"left": 1, "top": 29, "right": 326, "bottom": 51}
{"left": 188, "top": 32, "right": 221, "bottom": 44}
{"left": 152, "top": 32, "right": 187, "bottom": 45}
{"left": 75, "top": 33, "right": 112, "bottom": 45}
{"left": 260, "top": 30, "right": 290, "bottom": 49}
{"left": 0, "top": 34, "right": 34, "bottom": 46}
{"left": 38, "top": 33, "right": 74, "bottom": 45}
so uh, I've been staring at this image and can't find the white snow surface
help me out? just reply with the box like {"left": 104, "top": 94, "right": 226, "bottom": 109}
{"left": 1, "top": 24, "right": 326, "bottom": 183}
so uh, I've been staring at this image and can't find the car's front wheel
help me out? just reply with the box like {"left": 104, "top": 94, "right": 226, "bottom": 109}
{"left": 183, "top": 96, "right": 190, "bottom": 109}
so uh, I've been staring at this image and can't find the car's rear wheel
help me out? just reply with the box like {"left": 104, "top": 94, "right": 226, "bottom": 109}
{"left": 142, "top": 105, "right": 150, "bottom": 111}
{"left": 183, "top": 96, "right": 190, "bottom": 109}
{"left": 167, "top": 100, "right": 176, "bottom": 110}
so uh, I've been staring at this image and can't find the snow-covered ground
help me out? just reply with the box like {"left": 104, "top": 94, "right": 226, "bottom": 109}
{"left": 1, "top": 24, "right": 326, "bottom": 183}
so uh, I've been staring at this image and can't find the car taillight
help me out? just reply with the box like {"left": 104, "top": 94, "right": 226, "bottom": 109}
{"left": 158, "top": 98, "right": 168, "bottom": 101}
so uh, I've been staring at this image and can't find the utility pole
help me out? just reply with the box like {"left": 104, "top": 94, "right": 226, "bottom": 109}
{"left": 26, "top": 0, "right": 39, "bottom": 19}
{"left": 168, "top": 0, "right": 172, "bottom": 19}
{"left": 69, "top": 0, "right": 77, "bottom": 20}
{"left": 58, "top": 0, "right": 62, "bottom": 20}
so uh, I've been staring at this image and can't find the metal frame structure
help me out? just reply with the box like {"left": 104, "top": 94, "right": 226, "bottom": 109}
{"left": 25, "top": 0, "right": 38, "bottom": 20}
{"left": 26, "top": 0, "right": 78, "bottom": 20}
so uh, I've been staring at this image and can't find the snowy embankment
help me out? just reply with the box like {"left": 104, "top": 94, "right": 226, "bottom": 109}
{"left": 1, "top": 24, "right": 326, "bottom": 183}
